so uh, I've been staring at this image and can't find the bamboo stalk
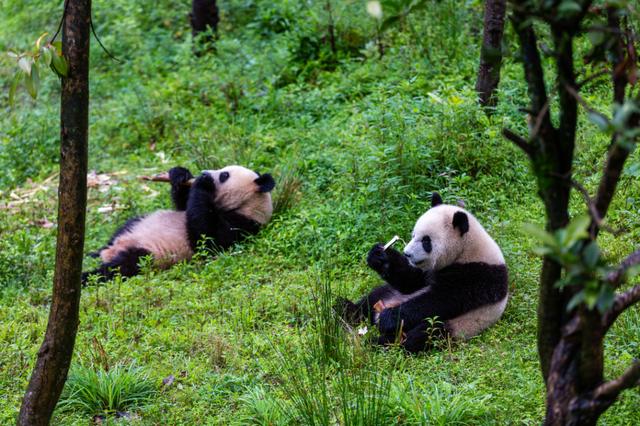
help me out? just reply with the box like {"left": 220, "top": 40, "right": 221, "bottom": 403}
{"left": 139, "top": 172, "right": 194, "bottom": 186}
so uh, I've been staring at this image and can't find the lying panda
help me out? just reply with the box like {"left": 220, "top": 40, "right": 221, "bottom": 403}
{"left": 339, "top": 192, "right": 508, "bottom": 353}
{"left": 82, "top": 165, "right": 275, "bottom": 284}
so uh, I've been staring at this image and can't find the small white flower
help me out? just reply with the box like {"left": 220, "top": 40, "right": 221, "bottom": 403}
{"left": 366, "top": 1, "right": 383, "bottom": 19}
{"left": 357, "top": 326, "right": 369, "bottom": 336}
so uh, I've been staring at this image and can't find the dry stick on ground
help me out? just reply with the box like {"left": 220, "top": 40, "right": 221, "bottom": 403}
{"left": 18, "top": 0, "right": 91, "bottom": 424}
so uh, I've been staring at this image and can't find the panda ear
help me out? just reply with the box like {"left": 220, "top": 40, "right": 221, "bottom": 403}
{"left": 255, "top": 173, "right": 276, "bottom": 193}
{"left": 431, "top": 192, "right": 443, "bottom": 207}
{"left": 452, "top": 211, "right": 469, "bottom": 236}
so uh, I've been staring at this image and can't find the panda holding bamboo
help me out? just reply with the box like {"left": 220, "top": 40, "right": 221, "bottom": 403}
{"left": 83, "top": 165, "right": 275, "bottom": 284}
{"left": 339, "top": 193, "right": 509, "bottom": 353}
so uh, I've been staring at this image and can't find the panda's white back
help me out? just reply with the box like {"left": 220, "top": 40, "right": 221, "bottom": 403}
{"left": 100, "top": 210, "right": 193, "bottom": 268}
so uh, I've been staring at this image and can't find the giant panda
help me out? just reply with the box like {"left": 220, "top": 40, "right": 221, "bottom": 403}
{"left": 82, "top": 165, "right": 275, "bottom": 284}
{"left": 338, "top": 192, "right": 508, "bottom": 353}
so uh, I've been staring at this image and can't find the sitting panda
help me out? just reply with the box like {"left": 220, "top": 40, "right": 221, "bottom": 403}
{"left": 338, "top": 192, "right": 508, "bottom": 353}
{"left": 82, "top": 165, "right": 275, "bottom": 284}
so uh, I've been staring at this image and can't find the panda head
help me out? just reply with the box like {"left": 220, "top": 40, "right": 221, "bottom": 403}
{"left": 202, "top": 165, "right": 275, "bottom": 224}
{"left": 402, "top": 192, "right": 474, "bottom": 271}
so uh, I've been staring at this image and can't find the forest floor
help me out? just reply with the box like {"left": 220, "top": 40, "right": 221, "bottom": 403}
{"left": 1, "top": 0, "right": 639, "bottom": 424}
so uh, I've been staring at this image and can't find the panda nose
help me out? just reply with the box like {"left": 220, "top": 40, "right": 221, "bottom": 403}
{"left": 404, "top": 251, "right": 412, "bottom": 259}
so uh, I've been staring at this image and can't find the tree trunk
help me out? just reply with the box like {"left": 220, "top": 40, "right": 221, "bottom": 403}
{"left": 17, "top": 1, "right": 90, "bottom": 424}
{"left": 476, "top": 0, "right": 506, "bottom": 109}
{"left": 190, "top": 0, "right": 218, "bottom": 43}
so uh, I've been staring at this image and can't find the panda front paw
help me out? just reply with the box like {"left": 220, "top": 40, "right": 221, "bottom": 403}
{"left": 377, "top": 307, "right": 403, "bottom": 335}
{"left": 168, "top": 167, "right": 193, "bottom": 186}
{"left": 193, "top": 173, "right": 216, "bottom": 193}
{"left": 367, "top": 244, "right": 389, "bottom": 275}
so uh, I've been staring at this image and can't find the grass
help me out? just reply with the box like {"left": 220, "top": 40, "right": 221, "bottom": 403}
{"left": 1, "top": 0, "right": 640, "bottom": 424}
{"left": 57, "top": 363, "right": 157, "bottom": 417}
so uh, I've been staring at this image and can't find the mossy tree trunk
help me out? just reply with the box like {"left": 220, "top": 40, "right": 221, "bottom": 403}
{"left": 17, "top": 1, "right": 90, "bottom": 424}
{"left": 476, "top": 0, "right": 506, "bottom": 109}
{"left": 503, "top": 1, "right": 640, "bottom": 424}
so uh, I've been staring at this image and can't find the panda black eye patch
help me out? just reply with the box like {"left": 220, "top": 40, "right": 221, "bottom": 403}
{"left": 421, "top": 236, "right": 432, "bottom": 253}
{"left": 219, "top": 171, "right": 230, "bottom": 183}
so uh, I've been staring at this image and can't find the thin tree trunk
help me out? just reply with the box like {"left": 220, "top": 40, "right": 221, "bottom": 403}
{"left": 17, "top": 1, "right": 90, "bottom": 424}
{"left": 190, "top": 0, "right": 219, "bottom": 43}
{"left": 476, "top": 0, "right": 506, "bottom": 109}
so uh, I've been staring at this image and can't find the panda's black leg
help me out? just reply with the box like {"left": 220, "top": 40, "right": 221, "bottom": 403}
{"left": 400, "top": 321, "right": 450, "bottom": 354}
{"left": 335, "top": 284, "right": 397, "bottom": 326}
{"left": 356, "top": 284, "right": 397, "bottom": 325}
{"left": 82, "top": 247, "right": 151, "bottom": 285}
{"left": 169, "top": 167, "right": 194, "bottom": 211}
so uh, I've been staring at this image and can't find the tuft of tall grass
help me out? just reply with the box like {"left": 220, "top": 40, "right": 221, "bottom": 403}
{"left": 269, "top": 273, "right": 398, "bottom": 425}
{"left": 272, "top": 167, "right": 303, "bottom": 216}
{"left": 57, "top": 363, "right": 157, "bottom": 417}
{"left": 240, "top": 385, "right": 289, "bottom": 425}
{"left": 337, "top": 365, "right": 395, "bottom": 426}
{"left": 393, "top": 379, "right": 491, "bottom": 425}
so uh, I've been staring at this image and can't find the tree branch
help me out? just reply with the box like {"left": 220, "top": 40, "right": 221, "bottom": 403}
{"left": 570, "top": 359, "right": 640, "bottom": 419}
{"left": 604, "top": 283, "right": 640, "bottom": 329}
{"left": 510, "top": 11, "right": 553, "bottom": 132}
{"left": 593, "top": 360, "right": 640, "bottom": 401}
{"left": 570, "top": 179, "right": 623, "bottom": 237}
{"left": 606, "top": 249, "right": 640, "bottom": 287}
{"left": 553, "top": 29, "right": 578, "bottom": 158}
{"left": 591, "top": 13, "right": 638, "bottom": 237}
{"left": 502, "top": 128, "right": 534, "bottom": 156}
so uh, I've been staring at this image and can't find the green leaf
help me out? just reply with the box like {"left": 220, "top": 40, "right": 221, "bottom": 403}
{"left": 557, "top": 1, "right": 582, "bottom": 15}
{"left": 51, "top": 41, "right": 62, "bottom": 56}
{"left": 566, "top": 291, "right": 585, "bottom": 311}
{"left": 624, "top": 264, "right": 640, "bottom": 281}
{"left": 586, "top": 30, "right": 605, "bottom": 46}
{"left": 563, "top": 215, "right": 590, "bottom": 246}
{"left": 584, "top": 286, "right": 599, "bottom": 310}
{"left": 596, "top": 285, "right": 615, "bottom": 313}
{"left": 30, "top": 62, "right": 40, "bottom": 98}
{"left": 612, "top": 100, "right": 639, "bottom": 130}
{"left": 24, "top": 66, "right": 38, "bottom": 99}
{"left": 587, "top": 112, "right": 611, "bottom": 132}
{"left": 8, "top": 72, "right": 23, "bottom": 107}
{"left": 532, "top": 246, "right": 554, "bottom": 256}
{"left": 522, "top": 223, "right": 556, "bottom": 247}
{"left": 35, "top": 32, "right": 48, "bottom": 50}
{"left": 51, "top": 51, "right": 69, "bottom": 77}
{"left": 582, "top": 241, "right": 600, "bottom": 268}
{"left": 380, "top": 15, "right": 400, "bottom": 33}
{"left": 18, "top": 56, "right": 32, "bottom": 74}
{"left": 40, "top": 46, "right": 52, "bottom": 66}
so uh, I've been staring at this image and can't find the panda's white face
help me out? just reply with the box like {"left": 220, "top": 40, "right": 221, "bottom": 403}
{"left": 202, "top": 165, "right": 274, "bottom": 224}
{"left": 403, "top": 205, "right": 467, "bottom": 271}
